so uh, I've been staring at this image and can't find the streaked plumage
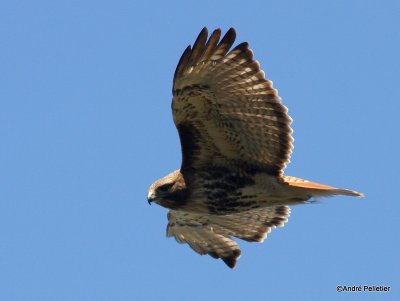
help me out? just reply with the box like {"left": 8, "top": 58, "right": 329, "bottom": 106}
{"left": 147, "top": 28, "right": 363, "bottom": 268}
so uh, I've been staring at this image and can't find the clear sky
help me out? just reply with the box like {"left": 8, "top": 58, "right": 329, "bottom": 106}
{"left": 1, "top": 1, "right": 399, "bottom": 300}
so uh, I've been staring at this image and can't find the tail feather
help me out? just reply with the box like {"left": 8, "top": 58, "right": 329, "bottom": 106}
{"left": 283, "top": 176, "right": 364, "bottom": 198}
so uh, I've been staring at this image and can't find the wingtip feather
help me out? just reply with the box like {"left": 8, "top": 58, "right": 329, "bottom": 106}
{"left": 222, "top": 249, "right": 241, "bottom": 268}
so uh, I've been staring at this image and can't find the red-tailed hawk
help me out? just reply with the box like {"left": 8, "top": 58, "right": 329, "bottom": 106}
{"left": 147, "top": 28, "right": 363, "bottom": 268}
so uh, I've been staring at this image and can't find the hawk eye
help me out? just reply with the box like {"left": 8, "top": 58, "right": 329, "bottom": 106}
{"left": 158, "top": 183, "right": 173, "bottom": 193}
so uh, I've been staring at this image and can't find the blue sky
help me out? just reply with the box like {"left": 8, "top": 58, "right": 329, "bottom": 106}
{"left": 1, "top": 0, "right": 399, "bottom": 300}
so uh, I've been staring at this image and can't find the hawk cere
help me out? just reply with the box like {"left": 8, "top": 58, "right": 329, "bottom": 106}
{"left": 147, "top": 28, "right": 363, "bottom": 268}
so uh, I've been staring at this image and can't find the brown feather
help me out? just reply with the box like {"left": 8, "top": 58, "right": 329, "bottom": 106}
{"left": 187, "top": 27, "right": 208, "bottom": 67}
{"left": 199, "top": 29, "right": 221, "bottom": 62}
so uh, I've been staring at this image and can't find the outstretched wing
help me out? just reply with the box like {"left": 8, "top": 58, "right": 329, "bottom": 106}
{"left": 166, "top": 206, "right": 290, "bottom": 268}
{"left": 172, "top": 28, "right": 293, "bottom": 176}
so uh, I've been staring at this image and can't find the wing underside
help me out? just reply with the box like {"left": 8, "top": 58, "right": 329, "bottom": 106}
{"left": 172, "top": 28, "right": 293, "bottom": 176}
{"left": 167, "top": 206, "right": 290, "bottom": 268}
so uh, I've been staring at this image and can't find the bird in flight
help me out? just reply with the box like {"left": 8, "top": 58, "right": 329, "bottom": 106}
{"left": 147, "top": 28, "right": 363, "bottom": 268}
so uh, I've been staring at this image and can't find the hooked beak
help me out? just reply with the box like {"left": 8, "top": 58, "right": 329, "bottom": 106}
{"left": 147, "top": 191, "right": 156, "bottom": 205}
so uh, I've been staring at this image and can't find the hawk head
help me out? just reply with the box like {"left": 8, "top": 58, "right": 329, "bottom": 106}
{"left": 147, "top": 170, "right": 187, "bottom": 209}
